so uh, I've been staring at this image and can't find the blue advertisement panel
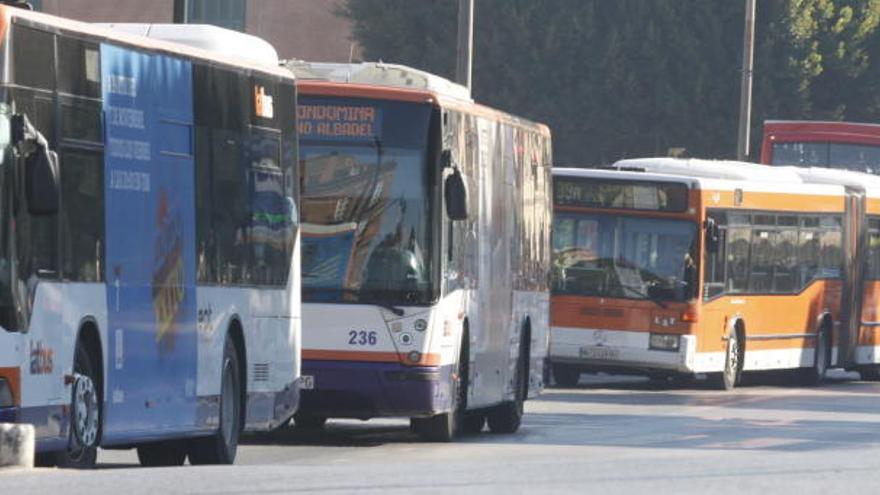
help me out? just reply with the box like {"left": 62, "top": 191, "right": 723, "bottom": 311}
{"left": 101, "top": 44, "right": 198, "bottom": 438}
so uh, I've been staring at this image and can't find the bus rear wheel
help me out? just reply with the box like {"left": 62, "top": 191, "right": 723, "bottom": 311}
{"left": 137, "top": 441, "right": 187, "bottom": 467}
{"left": 188, "top": 336, "right": 242, "bottom": 465}
{"left": 56, "top": 340, "right": 101, "bottom": 469}
{"left": 797, "top": 325, "right": 830, "bottom": 386}
{"left": 859, "top": 367, "right": 880, "bottom": 381}
{"left": 551, "top": 363, "right": 581, "bottom": 387}
{"left": 487, "top": 332, "right": 529, "bottom": 434}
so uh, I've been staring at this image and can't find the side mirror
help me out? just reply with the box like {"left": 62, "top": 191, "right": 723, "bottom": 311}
{"left": 26, "top": 147, "right": 59, "bottom": 215}
{"left": 444, "top": 168, "right": 468, "bottom": 221}
{"left": 705, "top": 218, "right": 720, "bottom": 253}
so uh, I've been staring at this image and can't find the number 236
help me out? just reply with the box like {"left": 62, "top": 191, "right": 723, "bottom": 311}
{"left": 348, "top": 330, "right": 378, "bottom": 346}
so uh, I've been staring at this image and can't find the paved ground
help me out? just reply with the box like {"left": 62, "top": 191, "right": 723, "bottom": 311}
{"left": 4, "top": 370, "right": 880, "bottom": 493}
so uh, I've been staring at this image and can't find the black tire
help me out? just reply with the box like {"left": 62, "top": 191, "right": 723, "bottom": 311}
{"left": 293, "top": 412, "right": 327, "bottom": 430}
{"left": 712, "top": 328, "right": 742, "bottom": 391}
{"left": 414, "top": 334, "right": 469, "bottom": 442}
{"left": 137, "top": 442, "right": 187, "bottom": 467}
{"left": 797, "top": 325, "right": 831, "bottom": 386}
{"left": 188, "top": 337, "right": 242, "bottom": 465}
{"left": 56, "top": 340, "right": 101, "bottom": 469}
{"left": 487, "top": 331, "right": 529, "bottom": 434}
{"left": 859, "top": 367, "right": 880, "bottom": 381}
{"left": 551, "top": 363, "right": 581, "bottom": 387}
{"left": 461, "top": 413, "right": 485, "bottom": 434}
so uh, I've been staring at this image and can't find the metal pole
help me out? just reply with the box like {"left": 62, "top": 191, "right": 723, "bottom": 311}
{"left": 455, "top": 0, "right": 474, "bottom": 94}
{"left": 736, "top": 0, "right": 756, "bottom": 161}
{"left": 173, "top": 0, "right": 187, "bottom": 23}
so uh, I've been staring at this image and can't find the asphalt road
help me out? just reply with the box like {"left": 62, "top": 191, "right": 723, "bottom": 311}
{"left": 4, "top": 370, "right": 880, "bottom": 494}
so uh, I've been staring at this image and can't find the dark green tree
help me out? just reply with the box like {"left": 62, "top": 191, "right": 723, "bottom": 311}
{"left": 340, "top": 0, "right": 880, "bottom": 165}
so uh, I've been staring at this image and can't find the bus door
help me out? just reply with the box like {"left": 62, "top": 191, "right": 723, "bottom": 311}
{"left": 840, "top": 187, "right": 867, "bottom": 367}
{"left": 101, "top": 45, "right": 199, "bottom": 438}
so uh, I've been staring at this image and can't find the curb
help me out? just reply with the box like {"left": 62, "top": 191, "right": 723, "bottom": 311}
{"left": 0, "top": 423, "right": 34, "bottom": 469}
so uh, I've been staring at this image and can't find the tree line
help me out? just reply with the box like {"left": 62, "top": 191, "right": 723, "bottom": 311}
{"left": 339, "top": 0, "right": 880, "bottom": 166}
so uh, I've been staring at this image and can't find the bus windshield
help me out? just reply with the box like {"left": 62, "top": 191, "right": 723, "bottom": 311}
{"left": 299, "top": 99, "right": 434, "bottom": 305}
{"left": 552, "top": 212, "right": 698, "bottom": 302}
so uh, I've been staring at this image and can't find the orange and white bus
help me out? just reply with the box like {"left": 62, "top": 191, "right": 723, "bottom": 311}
{"left": 549, "top": 158, "right": 879, "bottom": 389}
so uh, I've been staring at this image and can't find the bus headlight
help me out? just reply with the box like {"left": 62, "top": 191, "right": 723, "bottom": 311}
{"left": 413, "top": 319, "right": 428, "bottom": 332}
{"left": 0, "top": 378, "right": 13, "bottom": 408}
{"left": 649, "top": 333, "right": 680, "bottom": 352}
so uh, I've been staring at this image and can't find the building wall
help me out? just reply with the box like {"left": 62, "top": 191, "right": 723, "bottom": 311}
{"left": 36, "top": 0, "right": 356, "bottom": 62}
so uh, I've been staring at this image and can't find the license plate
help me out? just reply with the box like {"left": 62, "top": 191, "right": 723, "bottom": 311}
{"left": 299, "top": 375, "right": 314, "bottom": 390}
{"left": 579, "top": 346, "right": 620, "bottom": 361}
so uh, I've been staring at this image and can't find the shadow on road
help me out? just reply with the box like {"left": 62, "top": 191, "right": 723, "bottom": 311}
{"left": 242, "top": 421, "right": 423, "bottom": 448}
{"left": 515, "top": 411, "right": 880, "bottom": 453}
{"left": 234, "top": 370, "right": 880, "bottom": 453}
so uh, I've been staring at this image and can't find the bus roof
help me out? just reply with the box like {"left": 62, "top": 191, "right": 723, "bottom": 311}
{"left": 1, "top": 6, "right": 293, "bottom": 80}
{"left": 612, "top": 157, "right": 803, "bottom": 183}
{"left": 288, "top": 60, "right": 551, "bottom": 137}
{"left": 287, "top": 61, "right": 472, "bottom": 102}
{"left": 765, "top": 120, "right": 880, "bottom": 131}
{"left": 562, "top": 159, "right": 846, "bottom": 197}
{"left": 97, "top": 23, "right": 279, "bottom": 67}
{"left": 609, "top": 157, "right": 880, "bottom": 197}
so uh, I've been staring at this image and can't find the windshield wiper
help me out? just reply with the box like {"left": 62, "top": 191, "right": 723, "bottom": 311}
{"left": 615, "top": 283, "right": 668, "bottom": 309}
{"left": 304, "top": 287, "right": 405, "bottom": 316}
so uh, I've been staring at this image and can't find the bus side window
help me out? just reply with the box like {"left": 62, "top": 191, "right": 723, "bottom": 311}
{"left": 703, "top": 213, "right": 726, "bottom": 300}
{"left": 60, "top": 150, "right": 103, "bottom": 282}
{"left": 818, "top": 216, "right": 843, "bottom": 279}
{"left": 726, "top": 226, "right": 750, "bottom": 293}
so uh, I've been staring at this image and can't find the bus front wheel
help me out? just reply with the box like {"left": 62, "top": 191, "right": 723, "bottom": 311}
{"left": 188, "top": 336, "right": 242, "bottom": 465}
{"left": 56, "top": 340, "right": 101, "bottom": 469}
{"left": 413, "top": 334, "right": 469, "bottom": 442}
{"left": 713, "top": 328, "right": 742, "bottom": 391}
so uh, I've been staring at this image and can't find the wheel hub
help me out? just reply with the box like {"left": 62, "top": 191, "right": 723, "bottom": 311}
{"left": 72, "top": 373, "right": 99, "bottom": 448}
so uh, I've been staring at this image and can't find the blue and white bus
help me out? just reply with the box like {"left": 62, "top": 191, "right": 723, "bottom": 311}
{"left": 0, "top": 9, "right": 301, "bottom": 467}
{"left": 287, "top": 62, "right": 552, "bottom": 441}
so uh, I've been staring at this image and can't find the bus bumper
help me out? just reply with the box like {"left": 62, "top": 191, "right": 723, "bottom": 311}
{"left": 549, "top": 327, "right": 697, "bottom": 374}
{"left": 297, "top": 360, "right": 454, "bottom": 420}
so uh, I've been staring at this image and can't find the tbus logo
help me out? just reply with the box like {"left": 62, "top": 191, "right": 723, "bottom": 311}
{"left": 29, "top": 340, "right": 54, "bottom": 375}
{"left": 254, "top": 85, "right": 274, "bottom": 119}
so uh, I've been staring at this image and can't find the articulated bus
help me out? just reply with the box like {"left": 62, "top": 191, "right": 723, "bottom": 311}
{"left": 286, "top": 62, "right": 552, "bottom": 440}
{"left": 549, "top": 158, "right": 880, "bottom": 389}
{"left": 761, "top": 120, "right": 880, "bottom": 174}
{"left": 0, "top": 9, "right": 301, "bottom": 467}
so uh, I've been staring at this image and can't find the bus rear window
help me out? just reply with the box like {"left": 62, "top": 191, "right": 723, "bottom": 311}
{"left": 554, "top": 178, "right": 688, "bottom": 212}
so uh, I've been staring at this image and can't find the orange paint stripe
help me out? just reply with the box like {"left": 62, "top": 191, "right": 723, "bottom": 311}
{"left": 0, "top": 367, "right": 20, "bottom": 406}
{"left": 700, "top": 189, "right": 844, "bottom": 212}
{"left": 302, "top": 349, "right": 442, "bottom": 367}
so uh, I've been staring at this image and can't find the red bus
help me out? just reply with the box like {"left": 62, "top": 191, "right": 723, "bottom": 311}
{"left": 761, "top": 120, "right": 880, "bottom": 174}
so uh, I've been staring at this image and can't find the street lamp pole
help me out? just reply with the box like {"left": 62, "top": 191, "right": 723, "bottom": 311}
{"left": 736, "top": 0, "right": 756, "bottom": 161}
{"left": 173, "top": 0, "right": 187, "bottom": 23}
{"left": 455, "top": 0, "right": 474, "bottom": 95}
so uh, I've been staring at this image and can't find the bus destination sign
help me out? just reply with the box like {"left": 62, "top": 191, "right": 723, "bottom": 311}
{"left": 297, "top": 104, "right": 383, "bottom": 142}
{"left": 555, "top": 177, "right": 689, "bottom": 212}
